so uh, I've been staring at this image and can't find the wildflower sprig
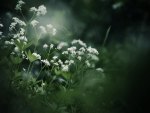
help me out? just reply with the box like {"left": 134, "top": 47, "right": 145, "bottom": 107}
{"left": 1, "top": 0, "right": 103, "bottom": 94}
{"left": 15, "top": 0, "right": 25, "bottom": 11}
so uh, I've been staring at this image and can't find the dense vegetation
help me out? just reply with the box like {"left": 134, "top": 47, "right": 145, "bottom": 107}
{"left": 0, "top": 0, "right": 150, "bottom": 113}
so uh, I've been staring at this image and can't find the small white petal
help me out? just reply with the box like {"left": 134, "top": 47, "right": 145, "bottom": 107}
{"left": 31, "top": 20, "right": 39, "bottom": 27}
{"left": 43, "top": 44, "right": 48, "bottom": 49}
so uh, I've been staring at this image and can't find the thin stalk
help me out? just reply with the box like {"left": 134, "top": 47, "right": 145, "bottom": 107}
{"left": 46, "top": 46, "right": 51, "bottom": 59}
{"left": 102, "top": 26, "right": 111, "bottom": 47}
{"left": 38, "top": 65, "right": 46, "bottom": 77}
{"left": 27, "top": 62, "right": 32, "bottom": 74}
{"left": 20, "top": 10, "right": 27, "bottom": 23}
{"left": 29, "top": 12, "right": 36, "bottom": 22}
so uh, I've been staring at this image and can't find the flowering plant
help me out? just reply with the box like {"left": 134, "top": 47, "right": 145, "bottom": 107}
{"left": 0, "top": 0, "right": 103, "bottom": 94}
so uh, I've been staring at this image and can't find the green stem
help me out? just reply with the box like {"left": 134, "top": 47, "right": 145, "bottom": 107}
{"left": 27, "top": 62, "right": 32, "bottom": 74}
{"left": 38, "top": 65, "right": 46, "bottom": 77}
{"left": 33, "top": 29, "right": 41, "bottom": 52}
{"left": 46, "top": 47, "right": 51, "bottom": 59}
{"left": 29, "top": 12, "right": 36, "bottom": 22}
{"left": 102, "top": 26, "right": 111, "bottom": 47}
{"left": 20, "top": 10, "right": 27, "bottom": 23}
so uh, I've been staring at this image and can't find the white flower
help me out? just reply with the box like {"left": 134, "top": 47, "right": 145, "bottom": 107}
{"left": 43, "top": 44, "right": 48, "bottom": 49}
{"left": 22, "top": 53, "right": 26, "bottom": 59}
{"left": 12, "top": 17, "right": 26, "bottom": 26}
{"left": 85, "top": 60, "right": 90, "bottom": 67}
{"left": 10, "top": 39, "right": 15, "bottom": 44}
{"left": 39, "top": 26, "right": 46, "bottom": 34}
{"left": 23, "top": 68, "right": 26, "bottom": 72}
{"left": 0, "top": 24, "right": 3, "bottom": 27}
{"left": 57, "top": 42, "right": 68, "bottom": 50}
{"left": 87, "top": 46, "right": 99, "bottom": 55}
{"left": 96, "top": 68, "right": 104, "bottom": 72}
{"left": 46, "top": 24, "right": 56, "bottom": 35}
{"left": 15, "top": 0, "right": 25, "bottom": 10}
{"left": 13, "top": 33, "right": 20, "bottom": 38}
{"left": 58, "top": 59, "right": 63, "bottom": 65}
{"left": 50, "top": 60, "right": 54, "bottom": 63}
{"left": 62, "top": 51, "right": 68, "bottom": 55}
{"left": 5, "top": 41, "right": 11, "bottom": 45}
{"left": 19, "top": 36, "right": 27, "bottom": 42}
{"left": 64, "top": 60, "right": 74, "bottom": 66}
{"left": 30, "top": 7, "right": 37, "bottom": 12}
{"left": 67, "top": 46, "right": 76, "bottom": 55}
{"left": 52, "top": 28, "right": 56, "bottom": 35}
{"left": 46, "top": 24, "right": 53, "bottom": 29}
{"left": 30, "top": 5, "right": 47, "bottom": 16}
{"left": 65, "top": 60, "right": 69, "bottom": 64}
{"left": 41, "top": 82, "right": 46, "bottom": 86}
{"left": 10, "top": 17, "right": 26, "bottom": 31}
{"left": 31, "top": 20, "right": 39, "bottom": 27}
{"left": 5, "top": 40, "right": 14, "bottom": 45}
{"left": 77, "top": 47, "right": 85, "bottom": 56}
{"left": 77, "top": 51, "right": 84, "bottom": 55}
{"left": 37, "top": 5, "right": 47, "bottom": 16}
{"left": 71, "top": 39, "right": 87, "bottom": 47}
{"left": 67, "top": 46, "right": 76, "bottom": 51}
{"left": 32, "top": 53, "right": 41, "bottom": 60}
{"left": 18, "top": 0, "right": 25, "bottom": 5}
{"left": 0, "top": 32, "right": 2, "bottom": 36}
{"left": 79, "top": 47, "right": 86, "bottom": 52}
{"left": 53, "top": 56, "right": 58, "bottom": 60}
{"left": 69, "top": 60, "right": 74, "bottom": 65}
{"left": 41, "top": 59, "right": 50, "bottom": 66}
{"left": 11, "top": 52, "right": 15, "bottom": 55}
{"left": 9, "top": 22, "right": 17, "bottom": 31}
{"left": 20, "top": 28, "right": 25, "bottom": 35}
{"left": 77, "top": 56, "right": 82, "bottom": 61}
{"left": 14, "top": 47, "right": 19, "bottom": 52}
{"left": 53, "top": 62, "right": 59, "bottom": 66}
{"left": 90, "top": 54, "right": 99, "bottom": 61}
{"left": 50, "top": 44, "right": 54, "bottom": 49}
{"left": 61, "top": 65, "right": 69, "bottom": 72}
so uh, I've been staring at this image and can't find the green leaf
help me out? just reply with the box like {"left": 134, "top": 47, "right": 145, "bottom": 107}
{"left": 25, "top": 50, "right": 38, "bottom": 62}
{"left": 61, "top": 72, "right": 71, "bottom": 80}
{"left": 14, "top": 39, "right": 33, "bottom": 51}
{"left": 14, "top": 39, "right": 23, "bottom": 51}
{"left": 55, "top": 69, "right": 71, "bottom": 80}
{"left": 22, "top": 40, "right": 33, "bottom": 50}
{"left": 55, "top": 69, "right": 61, "bottom": 75}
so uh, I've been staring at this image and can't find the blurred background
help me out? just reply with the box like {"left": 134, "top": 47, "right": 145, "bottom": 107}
{"left": 0, "top": 0, "right": 150, "bottom": 113}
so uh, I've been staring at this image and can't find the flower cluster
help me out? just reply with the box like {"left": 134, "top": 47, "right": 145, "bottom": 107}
{"left": 57, "top": 42, "right": 68, "bottom": 50}
{"left": 31, "top": 20, "right": 39, "bottom": 27}
{"left": 62, "top": 40, "right": 99, "bottom": 68}
{"left": 30, "top": 21, "right": 57, "bottom": 36}
{"left": 30, "top": 5, "right": 47, "bottom": 16}
{"left": 41, "top": 59, "right": 50, "bottom": 66}
{"left": 32, "top": 52, "right": 41, "bottom": 60}
{"left": 15, "top": 0, "right": 25, "bottom": 11}
{"left": 1, "top": 0, "right": 103, "bottom": 92}
{"left": 9, "top": 17, "right": 26, "bottom": 31}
